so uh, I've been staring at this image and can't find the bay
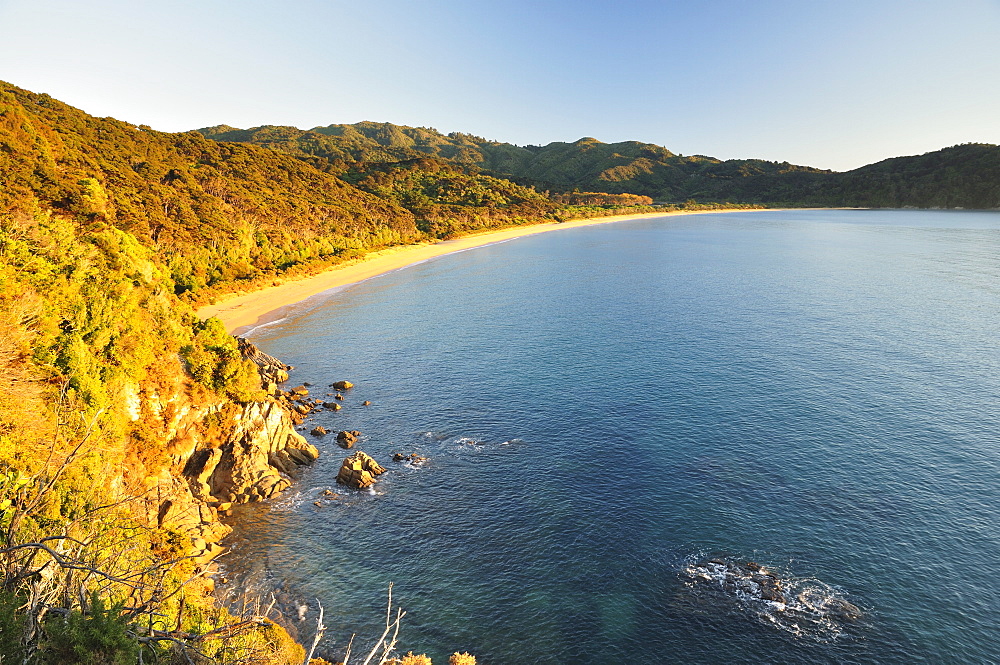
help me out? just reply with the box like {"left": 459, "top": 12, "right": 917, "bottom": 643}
{"left": 223, "top": 209, "right": 1000, "bottom": 664}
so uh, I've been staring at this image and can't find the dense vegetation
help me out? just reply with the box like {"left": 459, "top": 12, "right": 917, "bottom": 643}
{"left": 0, "top": 83, "right": 420, "bottom": 303}
{"left": 201, "top": 122, "right": 1000, "bottom": 209}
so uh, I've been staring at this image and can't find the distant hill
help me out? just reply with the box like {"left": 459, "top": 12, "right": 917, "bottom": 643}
{"left": 809, "top": 143, "right": 1000, "bottom": 209}
{"left": 198, "top": 122, "right": 831, "bottom": 201}
{"left": 200, "top": 122, "right": 1000, "bottom": 208}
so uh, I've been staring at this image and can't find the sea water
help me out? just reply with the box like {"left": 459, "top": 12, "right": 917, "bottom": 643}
{"left": 222, "top": 209, "right": 1000, "bottom": 664}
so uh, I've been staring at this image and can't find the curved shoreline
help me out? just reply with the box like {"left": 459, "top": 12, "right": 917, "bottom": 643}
{"left": 197, "top": 208, "right": 763, "bottom": 334}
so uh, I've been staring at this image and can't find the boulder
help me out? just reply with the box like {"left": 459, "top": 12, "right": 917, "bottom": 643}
{"left": 324, "top": 402, "right": 342, "bottom": 411}
{"left": 362, "top": 400, "right": 371, "bottom": 406}
{"left": 331, "top": 380, "right": 354, "bottom": 390}
{"left": 336, "top": 451, "right": 386, "bottom": 488}
{"left": 311, "top": 426, "right": 328, "bottom": 436}
{"left": 336, "top": 430, "right": 361, "bottom": 449}
{"left": 291, "top": 385, "right": 309, "bottom": 396}
{"left": 335, "top": 393, "right": 345, "bottom": 401}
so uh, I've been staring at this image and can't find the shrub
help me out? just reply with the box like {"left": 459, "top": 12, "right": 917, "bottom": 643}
{"left": 42, "top": 593, "right": 145, "bottom": 665}
{"left": 394, "top": 653, "right": 433, "bottom": 665}
{"left": 0, "top": 590, "right": 28, "bottom": 662}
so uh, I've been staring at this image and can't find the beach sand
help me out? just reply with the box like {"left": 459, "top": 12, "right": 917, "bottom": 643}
{"left": 197, "top": 208, "right": 756, "bottom": 335}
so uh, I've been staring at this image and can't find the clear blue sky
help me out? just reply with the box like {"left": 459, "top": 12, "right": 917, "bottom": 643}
{"left": 2, "top": 0, "right": 998, "bottom": 171}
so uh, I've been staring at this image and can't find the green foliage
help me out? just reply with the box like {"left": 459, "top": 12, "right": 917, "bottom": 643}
{"left": 182, "top": 317, "right": 264, "bottom": 402}
{"left": 0, "top": 590, "right": 28, "bottom": 661}
{"left": 43, "top": 593, "right": 145, "bottom": 665}
{"left": 197, "top": 122, "right": 828, "bottom": 203}
{"left": 0, "top": 470, "right": 32, "bottom": 529}
{"left": 343, "top": 157, "right": 557, "bottom": 237}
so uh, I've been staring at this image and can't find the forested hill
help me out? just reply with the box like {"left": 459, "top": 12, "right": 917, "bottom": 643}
{"left": 198, "top": 122, "right": 831, "bottom": 202}
{"left": 199, "top": 122, "right": 1000, "bottom": 208}
{"left": 810, "top": 143, "right": 1000, "bottom": 209}
{"left": 0, "top": 82, "right": 424, "bottom": 298}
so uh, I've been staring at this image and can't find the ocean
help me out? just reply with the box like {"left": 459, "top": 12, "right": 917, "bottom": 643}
{"left": 222, "top": 209, "right": 1000, "bottom": 664}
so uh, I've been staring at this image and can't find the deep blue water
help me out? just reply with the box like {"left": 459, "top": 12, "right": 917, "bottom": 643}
{"left": 224, "top": 209, "right": 1000, "bottom": 664}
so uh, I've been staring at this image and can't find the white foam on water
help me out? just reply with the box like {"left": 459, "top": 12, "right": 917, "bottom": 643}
{"left": 681, "top": 553, "right": 864, "bottom": 642}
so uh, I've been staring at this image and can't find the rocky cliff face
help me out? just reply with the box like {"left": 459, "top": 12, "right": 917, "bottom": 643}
{"left": 128, "top": 355, "right": 318, "bottom": 563}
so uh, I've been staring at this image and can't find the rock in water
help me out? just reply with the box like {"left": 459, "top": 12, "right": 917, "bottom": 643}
{"left": 336, "top": 451, "right": 386, "bottom": 488}
{"left": 392, "top": 452, "right": 429, "bottom": 464}
{"left": 689, "top": 559, "right": 787, "bottom": 605}
{"left": 310, "top": 426, "right": 328, "bottom": 436}
{"left": 331, "top": 380, "right": 354, "bottom": 390}
{"left": 336, "top": 430, "right": 361, "bottom": 449}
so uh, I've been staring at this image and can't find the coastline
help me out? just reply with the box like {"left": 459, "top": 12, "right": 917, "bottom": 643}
{"left": 198, "top": 208, "right": 764, "bottom": 335}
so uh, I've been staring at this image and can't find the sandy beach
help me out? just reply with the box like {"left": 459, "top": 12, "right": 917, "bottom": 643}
{"left": 197, "top": 208, "right": 757, "bottom": 334}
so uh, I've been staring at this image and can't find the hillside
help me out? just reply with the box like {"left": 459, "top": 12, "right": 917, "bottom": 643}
{"left": 0, "top": 82, "right": 421, "bottom": 301}
{"left": 807, "top": 143, "right": 1000, "bottom": 209}
{"left": 0, "top": 80, "right": 355, "bottom": 662}
{"left": 198, "top": 122, "right": 831, "bottom": 202}
{"left": 200, "top": 122, "right": 1000, "bottom": 209}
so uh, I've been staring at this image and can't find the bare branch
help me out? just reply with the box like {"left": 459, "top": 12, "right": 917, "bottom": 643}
{"left": 303, "top": 599, "right": 326, "bottom": 665}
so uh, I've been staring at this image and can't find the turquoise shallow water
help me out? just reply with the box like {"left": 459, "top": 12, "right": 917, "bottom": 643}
{"left": 224, "top": 209, "right": 1000, "bottom": 664}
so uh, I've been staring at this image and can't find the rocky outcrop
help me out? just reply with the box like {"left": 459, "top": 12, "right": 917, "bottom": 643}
{"left": 151, "top": 471, "right": 232, "bottom": 564}
{"left": 183, "top": 401, "right": 319, "bottom": 505}
{"left": 336, "top": 451, "right": 386, "bottom": 488}
{"left": 689, "top": 559, "right": 786, "bottom": 604}
{"left": 126, "top": 342, "right": 320, "bottom": 565}
{"left": 237, "top": 337, "right": 291, "bottom": 385}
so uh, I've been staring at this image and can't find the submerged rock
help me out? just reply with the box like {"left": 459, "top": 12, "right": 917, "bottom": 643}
{"left": 689, "top": 558, "right": 786, "bottom": 605}
{"left": 336, "top": 451, "right": 386, "bottom": 488}
{"left": 683, "top": 555, "right": 863, "bottom": 640}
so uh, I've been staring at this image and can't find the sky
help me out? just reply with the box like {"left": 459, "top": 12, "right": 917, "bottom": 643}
{"left": 1, "top": 0, "right": 999, "bottom": 171}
